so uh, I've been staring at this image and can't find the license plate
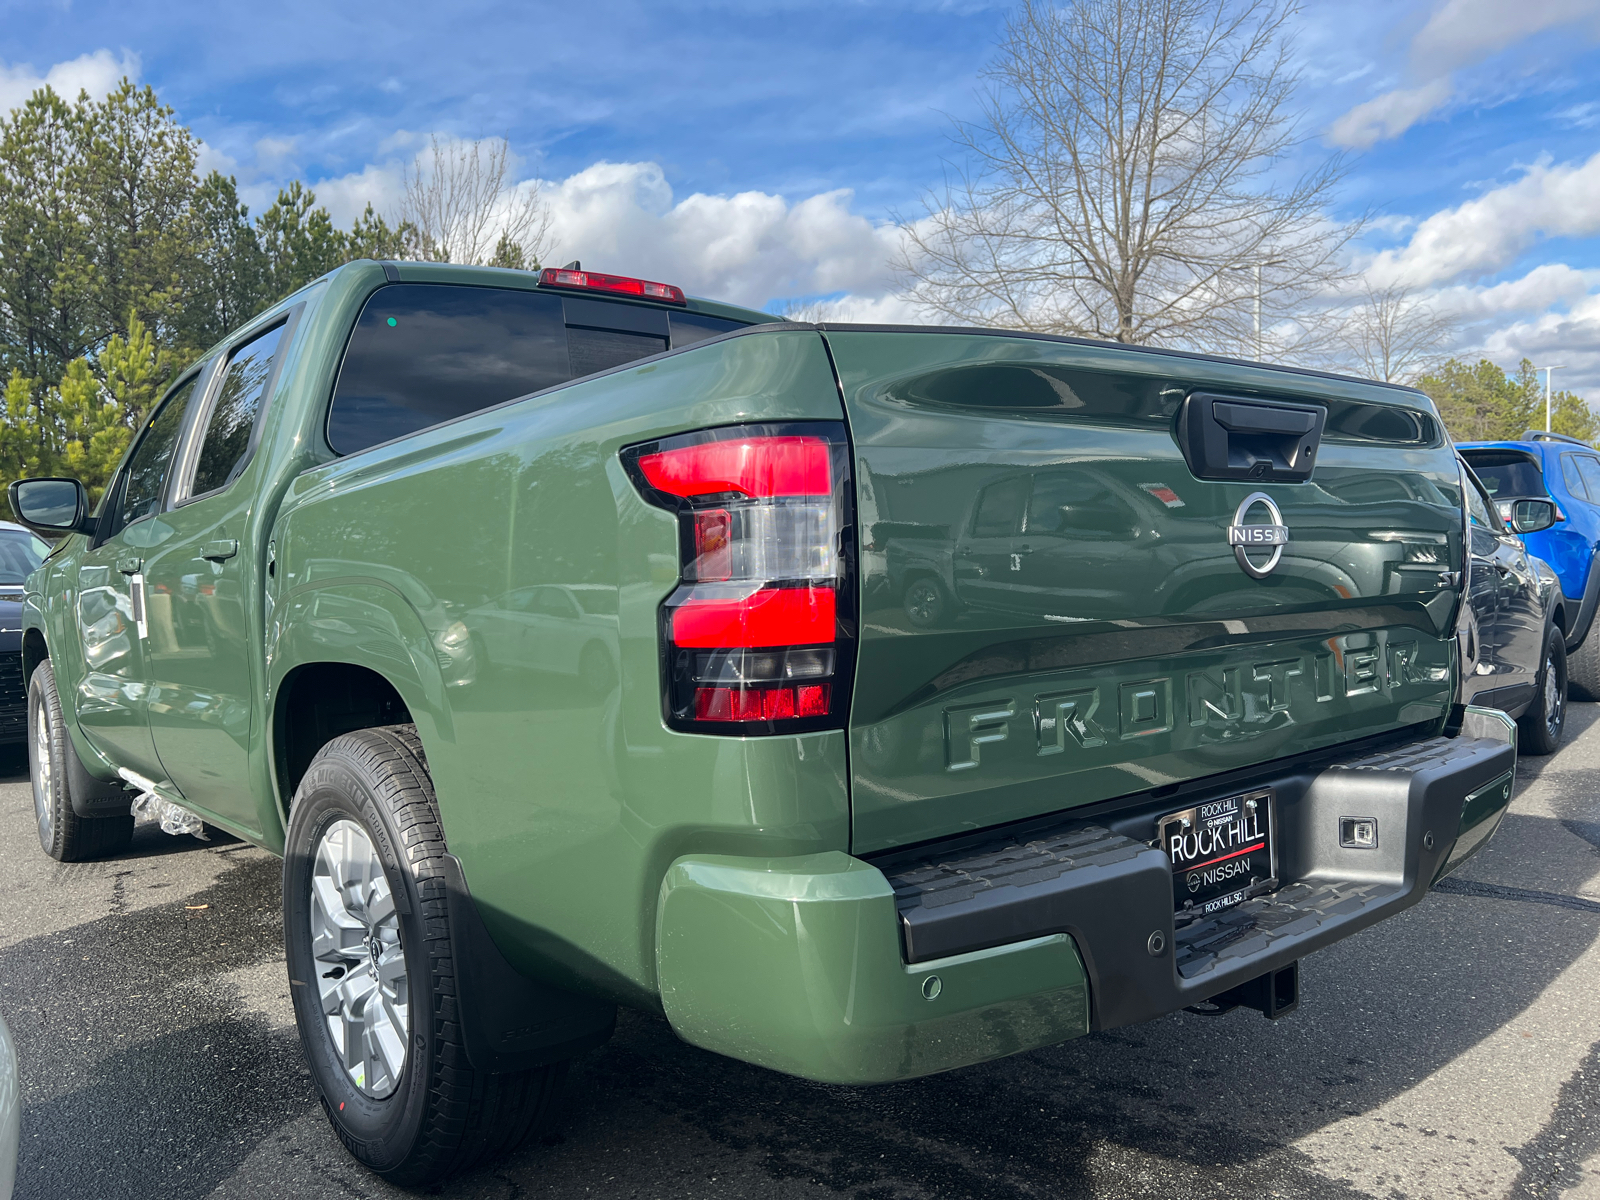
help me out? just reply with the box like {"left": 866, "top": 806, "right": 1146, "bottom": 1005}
{"left": 1157, "top": 789, "right": 1275, "bottom": 916}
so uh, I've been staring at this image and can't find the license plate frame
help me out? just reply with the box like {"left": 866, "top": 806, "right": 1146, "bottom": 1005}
{"left": 1157, "top": 788, "right": 1276, "bottom": 917}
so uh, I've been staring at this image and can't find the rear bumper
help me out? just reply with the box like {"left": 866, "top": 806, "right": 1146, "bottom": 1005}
{"left": 655, "top": 709, "right": 1515, "bottom": 1083}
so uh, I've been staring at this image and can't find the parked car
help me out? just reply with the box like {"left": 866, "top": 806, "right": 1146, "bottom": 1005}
{"left": 0, "top": 1010, "right": 18, "bottom": 1200}
{"left": 11, "top": 260, "right": 1518, "bottom": 1188}
{"left": 0, "top": 522, "right": 50, "bottom": 748}
{"left": 1457, "top": 458, "right": 1567, "bottom": 753}
{"left": 1458, "top": 431, "right": 1600, "bottom": 698}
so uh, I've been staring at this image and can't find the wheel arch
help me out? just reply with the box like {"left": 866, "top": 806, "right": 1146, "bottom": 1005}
{"left": 268, "top": 579, "right": 459, "bottom": 820}
{"left": 22, "top": 627, "right": 47, "bottom": 681}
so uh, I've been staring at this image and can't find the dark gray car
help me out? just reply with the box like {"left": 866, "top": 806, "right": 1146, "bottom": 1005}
{"left": 1458, "top": 459, "right": 1567, "bottom": 753}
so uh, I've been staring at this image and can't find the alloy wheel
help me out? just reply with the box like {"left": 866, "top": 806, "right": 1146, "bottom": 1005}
{"left": 310, "top": 819, "right": 410, "bottom": 1099}
{"left": 1545, "top": 650, "right": 1564, "bottom": 737}
{"left": 29, "top": 687, "right": 52, "bottom": 846}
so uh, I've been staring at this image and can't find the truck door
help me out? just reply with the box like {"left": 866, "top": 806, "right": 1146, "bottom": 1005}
{"left": 141, "top": 320, "right": 289, "bottom": 833}
{"left": 1019, "top": 466, "right": 1140, "bottom": 619}
{"left": 954, "top": 475, "right": 1032, "bottom": 614}
{"left": 74, "top": 372, "right": 206, "bottom": 782}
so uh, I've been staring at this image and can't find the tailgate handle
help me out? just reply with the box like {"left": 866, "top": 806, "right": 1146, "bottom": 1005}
{"left": 1178, "top": 392, "right": 1326, "bottom": 484}
{"left": 202, "top": 539, "right": 239, "bottom": 562}
{"left": 1212, "top": 402, "right": 1317, "bottom": 436}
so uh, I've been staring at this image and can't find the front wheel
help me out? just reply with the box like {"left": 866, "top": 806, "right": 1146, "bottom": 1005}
{"left": 283, "top": 725, "right": 565, "bottom": 1187}
{"left": 1519, "top": 627, "right": 1567, "bottom": 756}
{"left": 28, "top": 661, "right": 133, "bottom": 862}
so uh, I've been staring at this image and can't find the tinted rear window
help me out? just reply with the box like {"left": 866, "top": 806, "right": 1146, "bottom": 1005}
{"left": 1460, "top": 453, "right": 1545, "bottom": 498}
{"left": 328, "top": 285, "right": 750, "bottom": 456}
{"left": 328, "top": 286, "right": 570, "bottom": 456}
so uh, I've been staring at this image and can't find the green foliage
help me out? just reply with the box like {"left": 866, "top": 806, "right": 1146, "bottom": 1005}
{"left": 0, "top": 370, "right": 44, "bottom": 489}
{"left": 0, "top": 78, "right": 410, "bottom": 509}
{"left": 1418, "top": 357, "right": 1599, "bottom": 447}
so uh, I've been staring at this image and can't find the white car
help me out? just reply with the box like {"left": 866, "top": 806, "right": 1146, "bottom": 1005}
{"left": 0, "top": 1011, "right": 17, "bottom": 1200}
{"left": 468, "top": 584, "right": 618, "bottom": 694}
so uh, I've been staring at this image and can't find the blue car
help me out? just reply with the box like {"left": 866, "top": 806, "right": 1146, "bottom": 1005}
{"left": 1459, "top": 432, "right": 1600, "bottom": 699}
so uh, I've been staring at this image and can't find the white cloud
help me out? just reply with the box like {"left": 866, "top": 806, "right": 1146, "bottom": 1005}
{"left": 292, "top": 155, "right": 908, "bottom": 310}
{"left": 1480, "top": 293, "right": 1600, "bottom": 394}
{"left": 1328, "top": 79, "right": 1453, "bottom": 150}
{"left": 1432, "top": 262, "right": 1600, "bottom": 319}
{"left": 539, "top": 161, "right": 906, "bottom": 309}
{"left": 1367, "top": 150, "right": 1600, "bottom": 287}
{"left": 1410, "top": 0, "right": 1600, "bottom": 77}
{"left": 1328, "top": 0, "right": 1600, "bottom": 148}
{"left": 0, "top": 49, "right": 139, "bottom": 115}
{"left": 302, "top": 162, "right": 405, "bottom": 228}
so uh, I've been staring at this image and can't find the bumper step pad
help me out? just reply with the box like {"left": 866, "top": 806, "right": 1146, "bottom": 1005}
{"left": 873, "top": 720, "right": 1516, "bottom": 1031}
{"left": 1174, "top": 879, "right": 1402, "bottom": 979}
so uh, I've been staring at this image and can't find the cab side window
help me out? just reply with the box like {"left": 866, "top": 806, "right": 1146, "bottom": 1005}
{"left": 105, "top": 375, "right": 201, "bottom": 539}
{"left": 189, "top": 322, "right": 286, "bottom": 497}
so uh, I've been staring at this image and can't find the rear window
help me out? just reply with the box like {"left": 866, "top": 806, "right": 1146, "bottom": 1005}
{"left": 1460, "top": 452, "right": 1545, "bottom": 499}
{"left": 327, "top": 284, "right": 748, "bottom": 457}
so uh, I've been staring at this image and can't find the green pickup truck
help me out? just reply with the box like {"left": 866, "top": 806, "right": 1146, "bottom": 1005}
{"left": 10, "top": 261, "right": 1517, "bottom": 1186}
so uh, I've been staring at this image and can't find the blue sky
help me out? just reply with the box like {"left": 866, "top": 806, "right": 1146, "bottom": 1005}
{"left": 5, "top": 0, "right": 1600, "bottom": 392}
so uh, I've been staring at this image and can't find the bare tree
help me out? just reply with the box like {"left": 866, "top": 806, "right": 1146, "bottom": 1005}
{"left": 897, "top": 0, "right": 1359, "bottom": 355}
{"left": 396, "top": 135, "right": 552, "bottom": 269}
{"left": 1336, "top": 281, "right": 1458, "bottom": 384}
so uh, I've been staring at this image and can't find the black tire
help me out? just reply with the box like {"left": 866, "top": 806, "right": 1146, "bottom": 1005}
{"left": 28, "top": 661, "right": 133, "bottom": 862}
{"left": 1519, "top": 627, "right": 1568, "bottom": 755}
{"left": 578, "top": 642, "right": 615, "bottom": 700}
{"left": 902, "top": 576, "right": 949, "bottom": 628}
{"left": 1567, "top": 627, "right": 1600, "bottom": 702}
{"left": 283, "top": 725, "right": 565, "bottom": 1187}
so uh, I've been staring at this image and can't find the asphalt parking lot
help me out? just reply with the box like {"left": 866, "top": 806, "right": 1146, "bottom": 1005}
{"left": 2, "top": 711, "right": 1598, "bottom": 1200}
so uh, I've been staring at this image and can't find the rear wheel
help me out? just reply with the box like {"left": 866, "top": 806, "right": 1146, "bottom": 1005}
{"left": 1567, "top": 628, "right": 1600, "bottom": 702}
{"left": 28, "top": 661, "right": 133, "bottom": 862}
{"left": 283, "top": 725, "right": 565, "bottom": 1187}
{"left": 1518, "top": 627, "right": 1567, "bottom": 755}
{"left": 903, "top": 576, "right": 949, "bottom": 628}
{"left": 578, "top": 642, "right": 615, "bottom": 699}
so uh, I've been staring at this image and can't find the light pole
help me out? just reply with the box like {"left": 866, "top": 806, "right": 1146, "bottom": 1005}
{"left": 1229, "top": 260, "right": 1286, "bottom": 360}
{"left": 1540, "top": 364, "right": 1566, "bottom": 432}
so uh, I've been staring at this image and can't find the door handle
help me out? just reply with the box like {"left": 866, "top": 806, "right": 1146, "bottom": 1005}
{"left": 201, "top": 539, "right": 239, "bottom": 562}
{"left": 116, "top": 555, "right": 142, "bottom": 576}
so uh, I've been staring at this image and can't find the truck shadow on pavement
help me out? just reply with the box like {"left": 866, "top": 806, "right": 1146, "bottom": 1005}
{"left": 3, "top": 711, "right": 1599, "bottom": 1199}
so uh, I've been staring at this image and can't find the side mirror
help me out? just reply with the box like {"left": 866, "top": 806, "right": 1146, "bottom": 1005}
{"left": 1509, "top": 498, "right": 1558, "bottom": 535}
{"left": 8, "top": 477, "right": 93, "bottom": 537}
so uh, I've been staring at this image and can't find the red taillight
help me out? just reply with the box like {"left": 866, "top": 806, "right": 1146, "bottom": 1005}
{"left": 539, "top": 267, "right": 686, "bottom": 305}
{"left": 623, "top": 424, "right": 854, "bottom": 734}
{"left": 671, "top": 586, "right": 836, "bottom": 647}
{"left": 637, "top": 437, "right": 831, "bottom": 499}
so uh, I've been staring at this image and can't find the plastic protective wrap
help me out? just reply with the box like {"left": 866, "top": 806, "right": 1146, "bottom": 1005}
{"left": 130, "top": 791, "right": 204, "bottom": 837}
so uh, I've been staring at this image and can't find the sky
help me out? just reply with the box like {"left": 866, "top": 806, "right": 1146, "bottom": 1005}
{"left": 4, "top": 0, "right": 1600, "bottom": 395}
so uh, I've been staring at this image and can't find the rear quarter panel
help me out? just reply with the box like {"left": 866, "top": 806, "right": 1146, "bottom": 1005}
{"left": 270, "top": 327, "right": 853, "bottom": 1004}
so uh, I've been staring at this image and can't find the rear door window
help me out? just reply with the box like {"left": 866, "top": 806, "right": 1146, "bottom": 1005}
{"left": 1578, "top": 457, "right": 1600, "bottom": 505}
{"left": 188, "top": 322, "right": 286, "bottom": 496}
{"left": 1562, "top": 454, "right": 1588, "bottom": 499}
{"left": 327, "top": 285, "right": 750, "bottom": 457}
{"left": 972, "top": 477, "right": 1030, "bottom": 537}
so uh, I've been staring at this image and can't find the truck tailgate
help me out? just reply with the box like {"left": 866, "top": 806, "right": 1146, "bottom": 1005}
{"left": 825, "top": 329, "right": 1463, "bottom": 853}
